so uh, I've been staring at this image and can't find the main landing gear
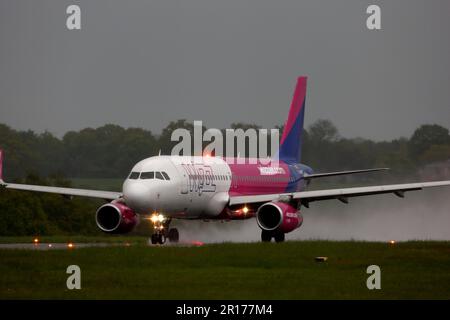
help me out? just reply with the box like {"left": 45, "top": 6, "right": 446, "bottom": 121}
{"left": 261, "top": 230, "right": 285, "bottom": 243}
{"left": 150, "top": 213, "right": 179, "bottom": 245}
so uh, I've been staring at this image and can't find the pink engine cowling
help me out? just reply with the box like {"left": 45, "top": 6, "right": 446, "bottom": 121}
{"left": 95, "top": 201, "right": 138, "bottom": 234}
{"left": 256, "top": 202, "right": 303, "bottom": 233}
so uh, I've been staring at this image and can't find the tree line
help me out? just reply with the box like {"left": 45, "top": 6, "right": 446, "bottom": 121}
{"left": 1, "top": 120, "right": 449, "bottom": 180}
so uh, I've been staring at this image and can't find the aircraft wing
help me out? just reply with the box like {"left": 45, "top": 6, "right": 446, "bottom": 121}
{"left": 0, "top": 150, "right": 121, "bottom": 200}
{"left": 302, "top": 167, "right": 389, "bottom": 180}
{"left": 1, "top": 182, "right": 121, "bottom": 200}
{"left": 229, "top": 180, "right": 450, "bottom": 206}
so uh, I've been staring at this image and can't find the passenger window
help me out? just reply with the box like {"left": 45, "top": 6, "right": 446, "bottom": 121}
{"left": 155, "top": 172, "right": 164, "bottom": 180}
{"left": 161, "top": 172, "right": 170, "bottom": 180}
{"left": 140, "top": 172, "right": 154, "bottom": 179}
{"left": 129, "top": 172, "right": 140, "bottom": 179}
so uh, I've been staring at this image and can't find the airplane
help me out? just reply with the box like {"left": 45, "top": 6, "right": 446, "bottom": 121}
{"left": 1, "top": 76, "right": 450, "bottom": 244}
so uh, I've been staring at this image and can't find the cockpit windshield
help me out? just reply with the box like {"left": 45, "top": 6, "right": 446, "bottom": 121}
{"left": 135, "top": 171, "right": 170, "bottom": 180}
{"left": 129, "top": 172, "right": 140, "bottom": 179}
{"left": 161, "top": 172, "right": 170, "bottom": 180}
{"left": 140, "top": 172, "right": 154, "bottom": 179}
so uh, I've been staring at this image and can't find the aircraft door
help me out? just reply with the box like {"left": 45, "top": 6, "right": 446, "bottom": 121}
{"left": 175, "top": 163, "right": 189, "bottom": 194}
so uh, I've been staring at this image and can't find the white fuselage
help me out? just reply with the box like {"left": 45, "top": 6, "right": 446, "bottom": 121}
{"left": 122, "top": 156, "right": 232, "bottom": 219}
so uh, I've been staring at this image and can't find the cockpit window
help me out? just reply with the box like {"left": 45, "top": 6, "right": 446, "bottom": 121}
{"left": 161, "top": 172, "right": 170, "bottom": 180}
{"left": 155, "top": 172, "right": 164, "bottom": 180}
{"left": 140, "top": 172, "right": 154, "bottom": 179}
{"left": 129, "top": 172, "right": 140, "bottom": 179}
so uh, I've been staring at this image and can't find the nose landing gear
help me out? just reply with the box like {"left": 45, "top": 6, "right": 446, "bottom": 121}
{"left": 149, "top": 214, "right": 179, "bottom": 245}
{"left": 151, "top": 232, "right": 165, "bottom": 245}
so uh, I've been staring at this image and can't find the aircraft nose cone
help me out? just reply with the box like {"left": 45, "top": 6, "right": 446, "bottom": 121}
{"left": 124, "top": 183, "right": 151, "bottom": 210}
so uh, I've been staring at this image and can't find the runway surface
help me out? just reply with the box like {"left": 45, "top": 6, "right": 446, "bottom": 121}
{"left": 0, "top": 240, "right": 205, "bottom": 250}
{"left": 0, "top": 242, "right": 124, "bottom": 250}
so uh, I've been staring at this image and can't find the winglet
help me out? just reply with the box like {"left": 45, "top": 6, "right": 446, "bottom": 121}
{"left": 0, "top": 149, "right": 4, "bottom": 184}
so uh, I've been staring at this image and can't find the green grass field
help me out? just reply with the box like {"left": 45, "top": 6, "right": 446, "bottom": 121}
{"left": 1, "top": 239, "right": 450, "bottom": 299}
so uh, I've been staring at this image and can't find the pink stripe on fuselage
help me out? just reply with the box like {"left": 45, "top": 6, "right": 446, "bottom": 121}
{"left": 227, "top": 158, "right": 291, "bottom": 196}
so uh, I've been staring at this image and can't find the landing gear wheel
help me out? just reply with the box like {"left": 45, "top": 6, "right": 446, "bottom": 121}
{"left": 151, "top": 233, "right": 158, "bottom": 245}
{"left": 157, "top": 233, "right": 165, "bottom": 244}
{"left": 168, "top": 228, "right": 179, "bottom": 243}
{"left": 274, "top": 232, "right": 285, "bottom": 243}
{"left": 151, "top": 233, "right": 165, "bottom": 245}
{"left": 261, "top": 230, "right": 272, "bottom": 242}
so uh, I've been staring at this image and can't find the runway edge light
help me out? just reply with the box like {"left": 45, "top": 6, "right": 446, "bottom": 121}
{"left": 315, "top": 256, "right": 328, "bottom": 262}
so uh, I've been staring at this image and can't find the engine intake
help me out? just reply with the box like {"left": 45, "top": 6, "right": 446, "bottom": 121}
{"left": 95, "top": 201, "right": 138, "bottom": 234}
{"left": 256, "top": 202, "right": 302, "bottom": 234}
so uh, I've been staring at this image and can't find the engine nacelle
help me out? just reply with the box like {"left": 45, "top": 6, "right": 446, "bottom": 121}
{"left": 95, "top": 201, "right": 138, "bottom": 234}
{"left": 256, "top": 202, "right": 303, "bottom": 234}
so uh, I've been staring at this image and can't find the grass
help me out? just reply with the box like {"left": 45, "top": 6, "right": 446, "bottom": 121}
{"left": 1, "top": 239, "right": 450, "bottom": 299}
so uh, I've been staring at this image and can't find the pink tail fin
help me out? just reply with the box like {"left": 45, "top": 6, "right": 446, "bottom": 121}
{"left": 278, "top": 76, "right": 308, "bottom": 162}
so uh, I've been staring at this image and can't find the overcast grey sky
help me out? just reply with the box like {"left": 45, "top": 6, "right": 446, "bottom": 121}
{"left": 1, "top": 0, "right": 449, "bottom": 140}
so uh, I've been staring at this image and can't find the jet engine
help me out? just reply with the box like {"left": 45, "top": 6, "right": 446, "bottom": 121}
{"left": 256, "top": 202, "right": 303, "bottom": 233}
{"left": 95, "top": 201, "right": 138, "bottom": 234}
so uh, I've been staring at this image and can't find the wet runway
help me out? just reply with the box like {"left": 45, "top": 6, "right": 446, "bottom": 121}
{"left": 0, "top": 240, "right": 204, "bottom": 250}
{"left": 0, "top": 242, "right": 127, "bottom": 250}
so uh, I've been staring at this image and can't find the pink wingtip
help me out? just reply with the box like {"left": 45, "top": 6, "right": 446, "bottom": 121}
{"left": 0, "top": 149, "right": 3, "bottom": 181}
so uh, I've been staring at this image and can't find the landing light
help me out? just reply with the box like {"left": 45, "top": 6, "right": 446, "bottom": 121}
{"left": 33, "top": 238, "right": 39, "bottom": 244}
{"left": 242, "top": 206, "right": 249, "bottom": 214}
{"left": 150, "top": 213, "right": 166, "bottom": 223}
{"left": 67, "top": 243, "right": 74, "bottom": 249}
{"left": 389, "top": 240, "right": 396, "bottom": 245}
